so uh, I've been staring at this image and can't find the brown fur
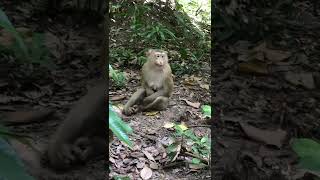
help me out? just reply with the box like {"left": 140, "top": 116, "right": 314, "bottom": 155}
{"left": 123, "top": 49, "right": 174, "bottom": 115}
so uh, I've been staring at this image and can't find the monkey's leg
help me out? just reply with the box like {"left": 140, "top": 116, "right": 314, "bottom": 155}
{"left": 142, "top": 96, "right": 169, "bottom": 111}
{"left": 123, "top": 88, "right": 146, "bottom": 115}
{"left": 142, "top": 90, "right": 166, "bottom": 106}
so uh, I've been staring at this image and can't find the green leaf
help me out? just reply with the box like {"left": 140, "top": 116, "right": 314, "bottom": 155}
{"left": 291, "top": 138, "right": 320, "bottom": 172}
{"left": 0, "top": 9, "right": 29, "bottom": 60}
{"left": 0, "top": 138, "right": 35, "bottom": 180}
{"left": 201, "top": 105, "right": 211, "bottom": 118}
{"left": 192, "top": 158, "right": 201, "bottom": 164}
{"left": 200, "top": 136, "right": 209, "bottom": 144}
{"left": 0, "top": 9, "right": 13, "bottom": 27}
{"left": 113, "top": 175, "right": 131, "bottom": 180}
{"left": 159, "top": 31, "right": 165, "bottom": 41}
{"left": 109, "top": 104, "right": 133, "bottom": 148}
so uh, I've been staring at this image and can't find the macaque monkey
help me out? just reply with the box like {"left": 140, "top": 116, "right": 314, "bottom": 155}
{"left": 45, "top": 14, "right": 108, "bottom": 170}
{"left": 123, "top": 49, "right": 174, "bottom": 115}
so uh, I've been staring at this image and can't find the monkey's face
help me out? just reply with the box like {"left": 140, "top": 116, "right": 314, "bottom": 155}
{"left": 152, "top": 52, "right": 168, "bottom": 67}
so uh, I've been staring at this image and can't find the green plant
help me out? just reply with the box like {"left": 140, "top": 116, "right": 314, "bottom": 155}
{"left": 201, "top": 105, "right": 211, "bottom": 118}
{"left": 109, "top": 65, "right": 126, "bottom": 88}
{"left": 109, "top": 103, "right": 133, "bottom": 149}
{"left": 291, "top": 138, "right": 320, "bottom": 173}
{"left": 166, "top": 122, "right": 210, "bottom": 166}
{"left": 110, "top": 47, "right": 135, "bottom": 65}
{"left": 137, "top": 22, "right": 176, "bottom": 43}
{"left": 0, "top": 9, "right": 55, "bottom": 69}
{"left": 0, "top": 125, "right": 35, "bottom": 180}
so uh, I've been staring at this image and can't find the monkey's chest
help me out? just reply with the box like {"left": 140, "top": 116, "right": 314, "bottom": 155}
{"left": 145, "top": 74, "right": 164, "bottom": 90}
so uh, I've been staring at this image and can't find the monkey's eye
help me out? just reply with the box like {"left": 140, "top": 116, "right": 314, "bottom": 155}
{"left": 156, "top": 55, "right": 160, "bottom": 58}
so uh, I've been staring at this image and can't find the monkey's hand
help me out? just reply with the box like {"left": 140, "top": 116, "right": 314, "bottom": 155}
{"left": 145, "top": 87, "right": 155, "bottom": 96}
{"left": 123, "top": 106, "right": 135, "bottom": 115}
{"left": 72, "top": 136, "right": 107, "bottom": 162}
{"left": 47, "top": 143, "right": 77, "bottom": 170}
{"left": 72, "top": 137, "right": 93, "bottom": 162}
{"left": 123, "top": 105, "right": 139, "bottom": 115}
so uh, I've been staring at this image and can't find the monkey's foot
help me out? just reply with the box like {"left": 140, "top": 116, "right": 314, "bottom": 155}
{"left": 123, "top": 105, "right": 139, "bottom": 115}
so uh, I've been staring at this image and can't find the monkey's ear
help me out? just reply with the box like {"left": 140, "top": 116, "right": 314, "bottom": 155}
{"left": 145, "top": 49, "right": 154, "bottom": 56}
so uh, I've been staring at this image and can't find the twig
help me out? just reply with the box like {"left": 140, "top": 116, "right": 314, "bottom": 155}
{"left": 162, "top": 161, "right": 186, "bottom": 169}
{"left": 189, "top": 125, "right": 211, "bottom": 128}
{"left": 183, "top": 152, "right": 209, "bottom": 165}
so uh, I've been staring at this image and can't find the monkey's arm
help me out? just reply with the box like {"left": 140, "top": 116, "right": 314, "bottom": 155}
{"left": 46, "top": 81, "right": 106, "bottom": 170}
{"left": 143, "top": 76, "right": 173, "bottom": 105}
{"left": 123, "top": 88, "right": 146, "bottom": 115}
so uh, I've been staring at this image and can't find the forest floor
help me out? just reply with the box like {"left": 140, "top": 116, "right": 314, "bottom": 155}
{"left": 0, "top": 1, "right": 106, "bottom": 180}
{"left": 109, "top": 67, "right": 211, "bottom": 180}
{"left": 108, "top": 13, "right": 212, "bottom": 180}
{"left": 213, "top": 1, "right": 320, "bottom": 180}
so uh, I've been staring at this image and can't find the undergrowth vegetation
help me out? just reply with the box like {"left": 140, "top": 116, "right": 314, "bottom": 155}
{"left": 109, "top": 0, "right": 211, "bottom": 76}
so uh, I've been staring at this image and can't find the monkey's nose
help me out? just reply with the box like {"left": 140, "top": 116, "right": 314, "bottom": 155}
{"left": 156, "top": 60, "right": 163, "bottom": 66}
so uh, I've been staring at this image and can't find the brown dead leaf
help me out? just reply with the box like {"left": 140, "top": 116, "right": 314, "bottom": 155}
{"left": 0, "top": 95, "right": 28, "bottom": 104}
{"left": 264, "top": 49, "right": 291, "bottom": 62}
{"left": 182, "top": 99, "right": 201, "bottom": 108}
{"left": 149, "top": 162, "right": 159, "bottom": 170}
{"left": 239, "top": 61, "right": 269, "bottom": 75}
{"left": 136, "top": 161, "right": 145, "bottom": 169}
{"left": 189, "top": 163, "right": 207, "bottom": 171}
{"left": 285, "top": 72, "right": 315, "bottom": 89}
{"left": 240, "top": 122, "right": 287, "bottom": 148}
{"left": 145, "top": 111, "right": 158, "bottom": 116}
{"left": 1, "top": 109, "right": 54, "bottom": 125}
{"left": 142, "top": 150, "right": 156, "bottom": 162}
{"left": 23, "top": 90, "right": 45, "bottom": 99}
{"left": 140, "top": 165, "right": 152, "bottom": 180}
{"left": 253, "top": 42, "right": 291, "bottom": 62}
{"left": 199, "top": 84, "right": 210, "bottom": 90}
{"left": 110, "top": 95, "right": 126, "bottom": 101}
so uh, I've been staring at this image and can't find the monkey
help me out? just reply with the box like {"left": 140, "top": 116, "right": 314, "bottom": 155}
{"left": 123, "top": 49, "right": 174, "bottom": 115}
{"left": 45, "top": 13, "right": 108, "bottom": 171}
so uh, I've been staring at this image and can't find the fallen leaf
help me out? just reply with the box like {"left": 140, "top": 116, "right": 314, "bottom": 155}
{"left": 177, "top": 122, "right": 188, "bottom": 131}
{"left": 240, "top": 122, "right": 287, "bottom": 148}
{"left": 199, "top": 84, "right": 210, "bottom": 90}
{"left": 1, "top": 109, "right": 54, "bottom": 125}
{"left": 285, "top": 72, "right": 315, "bottom": 89}
{"left": 264, "top": 49, "right": 291, "bottom": 62}
{"left": 253, "top": 42, "right": 291, "bottom": 62}
{"left": 238, "top": 61, "right": 269, "bottom": 75}
{"left": 183, "top": 99, "right": 201, "bottom": 108}
{"left": 189, "top": 163, "right": 207, "bottom": 170}
{"left": 110, "top": 95, "right": 126, "bottom": 101}
{"left": 163, "top": 122, "right": 175, "bottom": 128}
{"left": 149, "top": 162, "right": 159, "bottom": 169}
{"left": 140, "top": 166, "right": 152, "bottom": 180}
{"left": 142, "top": 150, "right": 156, "bottom": 162}
{"left": 145, "top": 111, "right": 158, "bottom": 116}
{"left": 136, "top": 161, "right": 145, "bottom": 169}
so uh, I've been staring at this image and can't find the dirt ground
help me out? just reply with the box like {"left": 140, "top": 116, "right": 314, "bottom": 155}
{"left": 109, "top": 66, "right": 211, "bottom": 179}
{"left": 212, "top": 1, "right": 320, "bottom": 179}
{"left": 0, "top": 1, "right": 106, "bottom": 179}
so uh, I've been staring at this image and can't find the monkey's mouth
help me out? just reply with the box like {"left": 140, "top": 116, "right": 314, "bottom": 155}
{"left": 155, "top": 61, "right": 164, "bottom": 66}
